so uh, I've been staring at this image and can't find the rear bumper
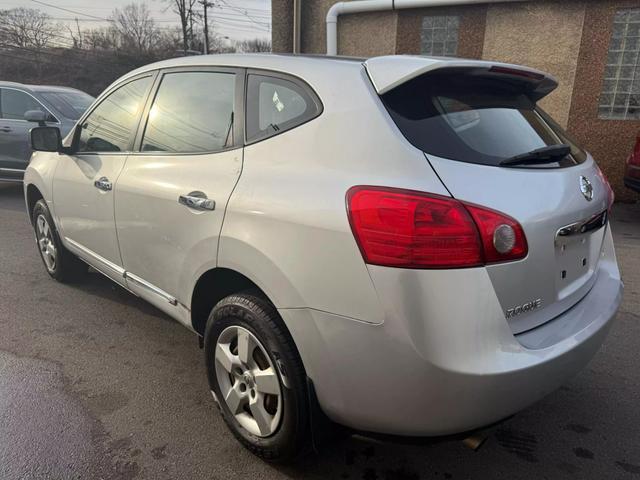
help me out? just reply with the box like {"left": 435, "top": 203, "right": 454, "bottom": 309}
{"left": 281, "top": 228, "right": 622, "bottom": 436}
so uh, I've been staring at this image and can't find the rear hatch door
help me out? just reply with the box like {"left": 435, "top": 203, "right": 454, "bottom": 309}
{"left": 369, "top": 57, "right": 612, "bottom": 334}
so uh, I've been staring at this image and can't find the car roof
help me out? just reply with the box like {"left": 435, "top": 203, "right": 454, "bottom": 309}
{"left": 27, "top": 84, "right": 89, "bottom": 95}
{"left": 97, "top": 53, "right": 368, "bottom": 101}
{"left": 124, "top": 52, "right": 366, "bottom": 78}
{"left": 118, "top": 53, "right": 556, "bottom": 93}
{"left": 0, "top": 80, "right": 32, "bottom": 91}
{"left": 0, "top": 81, "right": 88, "bottom": 95}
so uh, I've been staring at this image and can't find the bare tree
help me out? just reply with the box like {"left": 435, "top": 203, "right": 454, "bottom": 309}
{"left": 237, "top": 38, "right": 271, "bottom": 53}
{"left": 67, "top": 18, "right": 84, "bottom": 49}
{"left": 111, "top": 3, "right": 160, "bottom": 54}
{"left": 0, "top": 8, "right": 59, "bottom": 49}
{"left": 83, "top": 27, "right": 119, "bottom": 51}
{"left": 157, "top": 0, "right": 198, "bottom": 53}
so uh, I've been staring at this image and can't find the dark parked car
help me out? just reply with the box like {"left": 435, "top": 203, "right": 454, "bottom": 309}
{"left": 625, "top": 131, "right": 640, "bottom": 193}
{"left": 0, "top": 82, "right": 94, "bottom": 182}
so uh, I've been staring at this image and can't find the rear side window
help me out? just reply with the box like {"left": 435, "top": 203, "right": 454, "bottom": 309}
{"left": 141, "top": 71, "right": 235, "bottom": 153}
{"left": 246, "top": 74, "right": 321, "bottom": 143}
{"left": 381, "top": 73, "right": 587, "bottom": 167}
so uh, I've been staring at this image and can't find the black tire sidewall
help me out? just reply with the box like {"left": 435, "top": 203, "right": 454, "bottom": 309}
{"left": 32, "top": 200, "right": 61, "bottom": 278}
{"left": 32, "top": 199, "right": 85, "bottom": 282}
{"left": 204, "top": 295, "right": 308, "bottom": 461}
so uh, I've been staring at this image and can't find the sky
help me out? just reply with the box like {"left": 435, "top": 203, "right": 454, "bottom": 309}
{"left": 0, "top": 0, "right": 271, "bottom": 43}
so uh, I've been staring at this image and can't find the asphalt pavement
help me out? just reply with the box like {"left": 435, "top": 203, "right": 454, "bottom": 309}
{"left": 1, "top": 181, "right": 639, "bottom": 480}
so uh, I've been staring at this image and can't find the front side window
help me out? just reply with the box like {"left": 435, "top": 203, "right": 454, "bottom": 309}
{"left": 141, "top": 71, "right": 235, "bottom": 153}
{"left": 420, "top": 16, "right": 459, "bottom": 57}
{"left": 77, "top": 76, "right": 153, "bottom": 153}
{"left": 0, "top": 89, "right": 55, "bottom": 121}
{"left": 246, "top": 74, "right": 320, "bottom": 143}
{"left": 599, "top": 9, "right": 640, "bottom": 120}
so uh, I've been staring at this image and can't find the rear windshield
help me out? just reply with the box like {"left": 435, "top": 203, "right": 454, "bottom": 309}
{"left": 40, "top": 91, "right": 94, "bottom": 120}
{"left": 381, "top": 73, "right": 587, "bottom": 167}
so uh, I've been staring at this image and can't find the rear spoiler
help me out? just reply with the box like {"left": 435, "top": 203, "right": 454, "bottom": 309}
{"left": 364, "top": 55, "right": 558, "bottom": 101}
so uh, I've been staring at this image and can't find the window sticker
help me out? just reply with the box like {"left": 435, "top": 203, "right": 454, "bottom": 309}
{"left": 273, "top": 91, "right": 285, "bottom": 112}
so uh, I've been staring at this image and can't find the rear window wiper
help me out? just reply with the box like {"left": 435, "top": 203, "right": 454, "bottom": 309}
{"left": 499, "top": 144, "right": 571, "bottom": 167}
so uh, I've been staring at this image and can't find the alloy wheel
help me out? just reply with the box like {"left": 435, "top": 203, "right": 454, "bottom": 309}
{"left": 214, "top": 325, "right": 283, "bottom": 437}
{"left": 36, "top": 214, "right": 56, "bottom": 273}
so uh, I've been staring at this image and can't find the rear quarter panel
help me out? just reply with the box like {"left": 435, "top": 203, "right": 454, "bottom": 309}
{"left": 218, "top": 64, "right": 450, "bottom": 323}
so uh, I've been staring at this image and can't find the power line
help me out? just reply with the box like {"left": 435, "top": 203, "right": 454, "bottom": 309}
{"left": 44, "top": 14, "right": 269, "bottom": 23}
{"left": 215, "top": 0, "right": 270, "bottom": 30}
{"left": 15, "top": 1, "right": 272, "bottom": 36}
{"left": 29, "top": 0, "right": 110, "bottom": 21}
{"left": 0, "top": 2, "right": 271, "bottom": 17}
{"left": 1, "top": 3, "right": 269, "bottom": 53}
{"left": 0, "top": 19, "right": 78, "bottom": 46}
{"left": 0, "top": 15, "right": 266, "bottom": 45}
{"left": 43, "top": 15, "right": 270, "bottom": 31}
{"left": 0, "top": 18, "right": 149, "bottom": 65}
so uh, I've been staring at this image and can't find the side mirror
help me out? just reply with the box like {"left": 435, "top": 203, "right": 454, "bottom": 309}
{"left": 30, "top": 126, "right": 62, "bottom": 152}
{"left": 25, "top": 110, "right": 47, "bottom": 125}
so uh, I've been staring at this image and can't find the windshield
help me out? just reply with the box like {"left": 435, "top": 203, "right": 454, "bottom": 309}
{"left": 381, "top": 73, "right": 586, "bottom": 167}
{"left": 40, "top": 91, "right": 94, "bottom": 120}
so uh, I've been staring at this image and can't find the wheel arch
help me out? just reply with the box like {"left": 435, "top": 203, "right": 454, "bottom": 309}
{"left": 25, "top": 183, "right": 44, "bottom": 224}
{"left": 190, "top": 267, "right": 273, "bottom": 336}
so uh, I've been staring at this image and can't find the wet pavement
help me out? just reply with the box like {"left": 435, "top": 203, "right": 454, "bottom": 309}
{"left": 1, "top": 182, "right": 639, "bottom": 479}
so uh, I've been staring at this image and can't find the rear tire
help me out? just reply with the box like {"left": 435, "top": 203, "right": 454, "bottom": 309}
{"left": 204, "top": 292, "right": 310, "bottom": 462}
{"left": 32, "top": 199, "right": 86, "bottom": 283}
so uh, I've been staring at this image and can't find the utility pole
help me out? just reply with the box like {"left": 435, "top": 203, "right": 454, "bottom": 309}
{"left": 189, "top": 7, "right": 194, "bottom": 50}
{"left": 199, "top": 0, "right": 214, "bottom": 55}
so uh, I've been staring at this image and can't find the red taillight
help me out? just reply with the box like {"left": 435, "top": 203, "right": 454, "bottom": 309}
{"left": 347, "top": 187, "right": 528, "bottom": 269}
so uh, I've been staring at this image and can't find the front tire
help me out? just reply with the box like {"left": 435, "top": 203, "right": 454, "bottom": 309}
{"left": 204, "top": 292, "right": 310, "bottom": 462}
{"left": 32, "top": 199, "right": 86, "bottom": 283}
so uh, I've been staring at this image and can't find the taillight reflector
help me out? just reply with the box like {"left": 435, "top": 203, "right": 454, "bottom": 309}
{"left": 464, "top": 203, "right": 527, "bottom": 264}
{"left": 347, "top": 186, "right": 528, "bottom": 269}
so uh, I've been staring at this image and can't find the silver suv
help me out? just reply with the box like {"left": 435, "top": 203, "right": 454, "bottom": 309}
{"left": 0, "top": 82, "right": 93, "bottom": 182}
{"left": 24, "top": 54, "right": 623, "bottom": 462}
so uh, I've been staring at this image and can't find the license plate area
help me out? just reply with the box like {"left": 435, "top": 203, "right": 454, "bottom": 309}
{"left": 555, "top": 211, "right": 607, "bottom": 300}
{"left": 556, "top": 235, "right": 591, "bottom": 286}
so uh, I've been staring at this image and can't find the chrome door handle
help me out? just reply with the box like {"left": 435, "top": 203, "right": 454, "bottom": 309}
{"left": 94, "top": 176, "right": 112, "bottom": 191}
{"left": 0, "top": 126, "right": 11, "bottom": 133}
{"left": 179, "top": 191, "right": 215, "bottom": 211}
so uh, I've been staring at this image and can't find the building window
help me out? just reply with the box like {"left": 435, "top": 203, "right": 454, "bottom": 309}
{"left": 599, "top": 9, "right": 640, "bottom": 120}
{"left": 420, "top": 16, "right": 459, "bottom": 57}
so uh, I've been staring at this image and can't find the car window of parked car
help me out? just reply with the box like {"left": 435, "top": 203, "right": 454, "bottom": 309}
{"left": 77, "top": 76, "right": 153, "bottom": 153}
{"left": 40, "top": 91, "right": 94, "bottom": 121}
{"left": 246, "top": 74, "right": 321, "bottom": 143}
{"left": 0, "top": 88, "right": 56, "bottom": 122}
{"left": 140, "top": 71, "right": 235, "bottom": 154}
